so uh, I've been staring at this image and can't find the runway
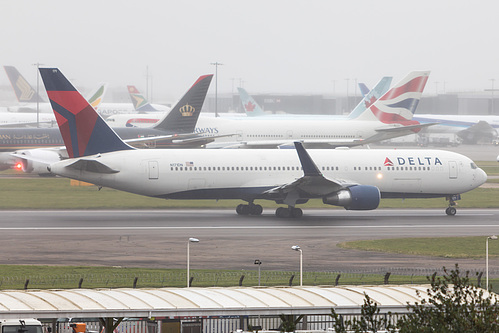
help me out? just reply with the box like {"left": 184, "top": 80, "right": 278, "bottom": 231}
{"left": 2, "top": 208, "right": 499, "bottom": 276}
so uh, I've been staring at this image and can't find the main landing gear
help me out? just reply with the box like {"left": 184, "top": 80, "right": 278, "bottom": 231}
{"left": 275, "top": 206, "right": 303, "bottom": 218}
{"left": 445, "top": 195, "right": 460, "bottom": 216}
{"left": 236, "top": 203, "right": 263, "bottom": 216}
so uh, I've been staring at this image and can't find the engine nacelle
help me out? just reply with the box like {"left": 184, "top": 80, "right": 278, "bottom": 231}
{"left": 322, "top": 185, "right": 380, "bottom": 210}
{"left": 15, "top": 149, "right": 62, "bottom": 176}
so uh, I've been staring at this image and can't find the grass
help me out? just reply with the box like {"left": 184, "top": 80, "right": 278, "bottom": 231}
{"left": 0, "top": 176, "right": 497, "bottom": 209}
{"left": 339, "top": 236, "right": 499, "bottom": 259}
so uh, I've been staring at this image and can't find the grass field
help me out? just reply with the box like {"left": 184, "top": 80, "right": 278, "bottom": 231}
{"left": 0, "top": 176, "right": 497, "bottom": 209}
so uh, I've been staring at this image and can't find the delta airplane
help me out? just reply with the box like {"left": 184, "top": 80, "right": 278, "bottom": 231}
{"left": 0, "top": 74, "right": 213, "bottom": 174}
{"left": 3, "top": 66, "right": 168, "bottom": 117}
{"left": 39, "top": 67, "right": 487, "bottom": 217}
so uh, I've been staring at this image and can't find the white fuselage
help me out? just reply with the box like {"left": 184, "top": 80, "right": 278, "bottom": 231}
{"left": 50, "top": 148, "right": 487, "bottom": 202}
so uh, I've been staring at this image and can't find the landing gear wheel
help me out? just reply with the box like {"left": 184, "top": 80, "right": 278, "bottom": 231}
{"left": 275, "top": 207, "right": 290, "bottom": 218}
{"left": 249, "top": 204, "right": 263, "bottom": 215}
{"left": 236, "top": 204, "right": 250, "bottom": 215}
{"left": 446, "top": 206, "right": 457, "bottom": 216}
{"left": 291, "top": 207, "right": 303, "bottom": 218}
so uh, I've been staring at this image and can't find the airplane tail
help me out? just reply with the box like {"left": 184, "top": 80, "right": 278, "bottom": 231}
{"left": 86, "top": 82, "right": 108, "bottom": 110}
{"left": 4, "top": 66, "right": 46, "bottom": 103}
{"left": 355, "top": 71, "right": 430, "bottom": 124}
{"left": 39, "top": 68, "right": 133, "bottom": 158}
{"left": 127, "top": 85, "right": 159, "bottom": 112}
{"left": 347, "top": 76, "right": 392, "bottom": 120}
{"left": 152, "top": 75, "right": 213, "bottom": 133}
{"left": 237, "top": 87, "right": 266, "bottom": 116}
{"left": 358, "top": 83, "right": 370, "bottom": 98}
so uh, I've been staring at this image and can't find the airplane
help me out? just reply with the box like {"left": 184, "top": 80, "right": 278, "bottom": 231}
{"left": 39, "top": 67, "right": 487, "bottom": 217}
{"left": 0, "top": 74, "right": 214, "bottom": 174}
{"left": 104, "top": 76, "right": 392, "bottom": 127}
{"left": 3, "top": 66, "right": 168, "bottom": 117}
{"left": 106, "top": 71, "right": 431, "bottom": 149}
{"left": 127, "top": 85, "right": 171, "bottom": 113}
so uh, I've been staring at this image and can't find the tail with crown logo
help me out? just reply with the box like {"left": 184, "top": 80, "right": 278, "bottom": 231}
{"left": 151, "top": 75, "right": 213, "bottom": 133}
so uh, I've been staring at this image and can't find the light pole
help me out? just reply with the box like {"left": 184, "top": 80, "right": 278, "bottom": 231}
{"left": 254, "top": 259, "right": 262, "bottom": 286}
{"left": 32, "top": 63, "right": 44, "bottom": 127}
{"left": 486, "top": 235, "right": 497, "bottom": 291}
{"left": 187, "top": 237, "right": 199, "bottom": 287}
{"left": 210, "top": 62, "right": 223, "bottom": 117}
{"left": 291, "top": 245, "right": 303, "bottom": 286}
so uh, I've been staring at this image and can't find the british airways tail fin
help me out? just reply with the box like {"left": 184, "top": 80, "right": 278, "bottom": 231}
{"left": 152, "top": 75, "right": 213, "bottom": 133}
{"left": 354, "top": 71, "right": 430, "bottom": 124}
{"left": 127, "top": 85, "right": 159, "bottom": 112}
{"left": 86, "top": 82, "right": 108, "bottom": 110}
{"left": 237, "top": 87, "right": 266, "bottom": 116}
{"left": 347, "top": 76, "right": 392, "bottom": 120}
{"left": 39, "top": 68, "right": 133, "bottom": 158}
{"left": 4, "top": 66, "right": 46, "bottom": 103}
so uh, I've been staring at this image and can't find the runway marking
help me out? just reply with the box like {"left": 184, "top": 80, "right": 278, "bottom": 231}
{"left": 0, "top": 224, "right": 497, "bottom": 230}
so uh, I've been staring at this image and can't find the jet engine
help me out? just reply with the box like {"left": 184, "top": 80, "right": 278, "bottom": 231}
{"left": 14, "top": 149, "right": 62, "bottom": 176}
{"left": 322, "top": 185, "right": 380, "bottom": 210}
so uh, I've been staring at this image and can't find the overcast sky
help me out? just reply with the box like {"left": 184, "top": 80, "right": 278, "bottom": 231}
{"left": 2, "top": 0, "right": 498, "bottom": 101}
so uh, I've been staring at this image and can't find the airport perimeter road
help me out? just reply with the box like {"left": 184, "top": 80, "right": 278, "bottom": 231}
{"left": 1, "top": 208, "right": 499, "bottom": 275}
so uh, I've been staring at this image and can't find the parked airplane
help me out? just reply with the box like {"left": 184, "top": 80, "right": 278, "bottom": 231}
{"left": 40, "top": 68, "right": 486, "bottom": 217}
{"left": 0, "top": 74, "right": 213, "bottom": 174}
{"left": 3, "top": 66, "right": 168, "bottom": 117}
{"left": 127, "top": 85, "right": 171, "bottom": 113}
{"left": 105, "top": 76, "right": 392, "bottom": 127}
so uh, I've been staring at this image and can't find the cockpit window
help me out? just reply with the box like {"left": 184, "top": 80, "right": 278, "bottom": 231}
{"left": 470, "top": 163, "right": 477, "bottom": 169}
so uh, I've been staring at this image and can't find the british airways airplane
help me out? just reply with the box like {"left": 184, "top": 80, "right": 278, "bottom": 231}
{"left": 39, "top": 68, "right": 487, "bottom": 217}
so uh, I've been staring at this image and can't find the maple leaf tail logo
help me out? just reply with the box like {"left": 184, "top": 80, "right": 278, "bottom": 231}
{"left": 244, "top": 101, "right": 255, "bottom": 112}
{"left": 384, "top": 157, "right": 394, "bottom": 166}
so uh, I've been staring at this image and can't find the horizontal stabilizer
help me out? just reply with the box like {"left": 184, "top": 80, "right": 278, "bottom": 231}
{"left": 66, "top": 159, "right": 119, "bottom": 174}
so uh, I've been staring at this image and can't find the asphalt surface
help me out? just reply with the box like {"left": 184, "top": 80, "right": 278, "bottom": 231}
{"left": 2, "top": 208, "right": 499, "bottom": 276}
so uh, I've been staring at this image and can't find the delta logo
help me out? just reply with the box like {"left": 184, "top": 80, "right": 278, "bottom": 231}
{"left": 384, "top": 156, "right": 443, "bottom": 166}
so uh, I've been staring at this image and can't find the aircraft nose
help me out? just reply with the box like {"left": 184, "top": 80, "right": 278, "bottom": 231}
{"left": 477, "top": 167, "right": 488, "bottom": 186}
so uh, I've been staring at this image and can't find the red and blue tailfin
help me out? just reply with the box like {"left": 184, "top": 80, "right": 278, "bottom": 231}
{"left": 39, "top": 68, "right": 133, "bottom": 158}
{"left": 355, "top": 70, "right": 430, "bottom": 125}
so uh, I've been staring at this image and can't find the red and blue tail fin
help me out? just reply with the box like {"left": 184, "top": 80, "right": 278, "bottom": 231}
{"left": 356, "top": 70, "right": 430, "bottom": 125}
{"left": 39, "top": 68, "right": 133, "bottom": 158}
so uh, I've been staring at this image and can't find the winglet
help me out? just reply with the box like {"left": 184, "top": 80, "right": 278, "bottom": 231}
{"left": 39, "top": 68, "right": 133, "bottom": 158}
{"left": 294, "top": 142, "right": 322, "bottom": 177}
{"left": 153, "top": 74, "right": 213, "bottom": 133}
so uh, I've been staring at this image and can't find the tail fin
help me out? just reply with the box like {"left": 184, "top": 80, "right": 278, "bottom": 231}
{"left": 358, "top": 83, "right": 370, "bottom": 98}
{"left": 4, "top": 66, "right": 45, "bottom": 103}
{"left": 355, "top": 71, "right": 430, "bottom": 124}
{"left": 39, "top": 68, "right": 133, "bottom": 158}
{"left": 127, "top": 85, "right": 159, "bottom": 112}
{"left": 153, "top": 75, "right": 213, "bottom": 133}
{"left": 237, "top": 87, "right": 266, "bottom": 116}
{"left": 347, "top": 76, "right": 392, "bottom": 120}
{"left": 86, "top": 82, "right": 109, "bottom": 110}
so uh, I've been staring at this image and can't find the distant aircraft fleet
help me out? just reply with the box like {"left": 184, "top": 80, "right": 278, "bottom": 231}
{"left": 0, "top": 65, "right": 494, "bottom": 217}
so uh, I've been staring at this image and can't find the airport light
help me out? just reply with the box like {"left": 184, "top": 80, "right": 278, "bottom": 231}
{"left": 291, "top": 245, "right": 303, "bottom": 286}
{"left": 254, "top": 259, "right": 262, "bottom": 286}
{"left": 187, "top": 237, "right": 200, "bottom": 288}
{"left": 486, "top": 235, "right": 497, "bottom": 291}
{"left": 210, "top": 62, "right": 223, "bottom": 117}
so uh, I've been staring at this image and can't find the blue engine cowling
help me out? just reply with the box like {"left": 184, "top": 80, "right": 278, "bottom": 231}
{"left": 322, "top": 185, "right": 380, "bottom": 210}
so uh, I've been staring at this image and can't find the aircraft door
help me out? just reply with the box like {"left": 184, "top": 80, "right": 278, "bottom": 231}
{"left": 449, "top": 161, "right": 458, "bottom": 179}
{"left": 287, "top": 130, "right": 293, "bottom": 139}
{"left": 148, "top": 161, "right": 159, "bottom": 179}
{"left": 236, "top": 130, "right": 243, "bottom": 141}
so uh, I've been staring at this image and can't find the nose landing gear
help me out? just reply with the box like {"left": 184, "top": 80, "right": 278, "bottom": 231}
{"left": 445, "top": 194, "right": 460, "bottom": 216}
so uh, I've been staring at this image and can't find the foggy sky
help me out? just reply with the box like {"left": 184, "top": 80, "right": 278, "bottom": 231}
{"left": 2, "top": 0, "right": 498, "bottom": 102}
